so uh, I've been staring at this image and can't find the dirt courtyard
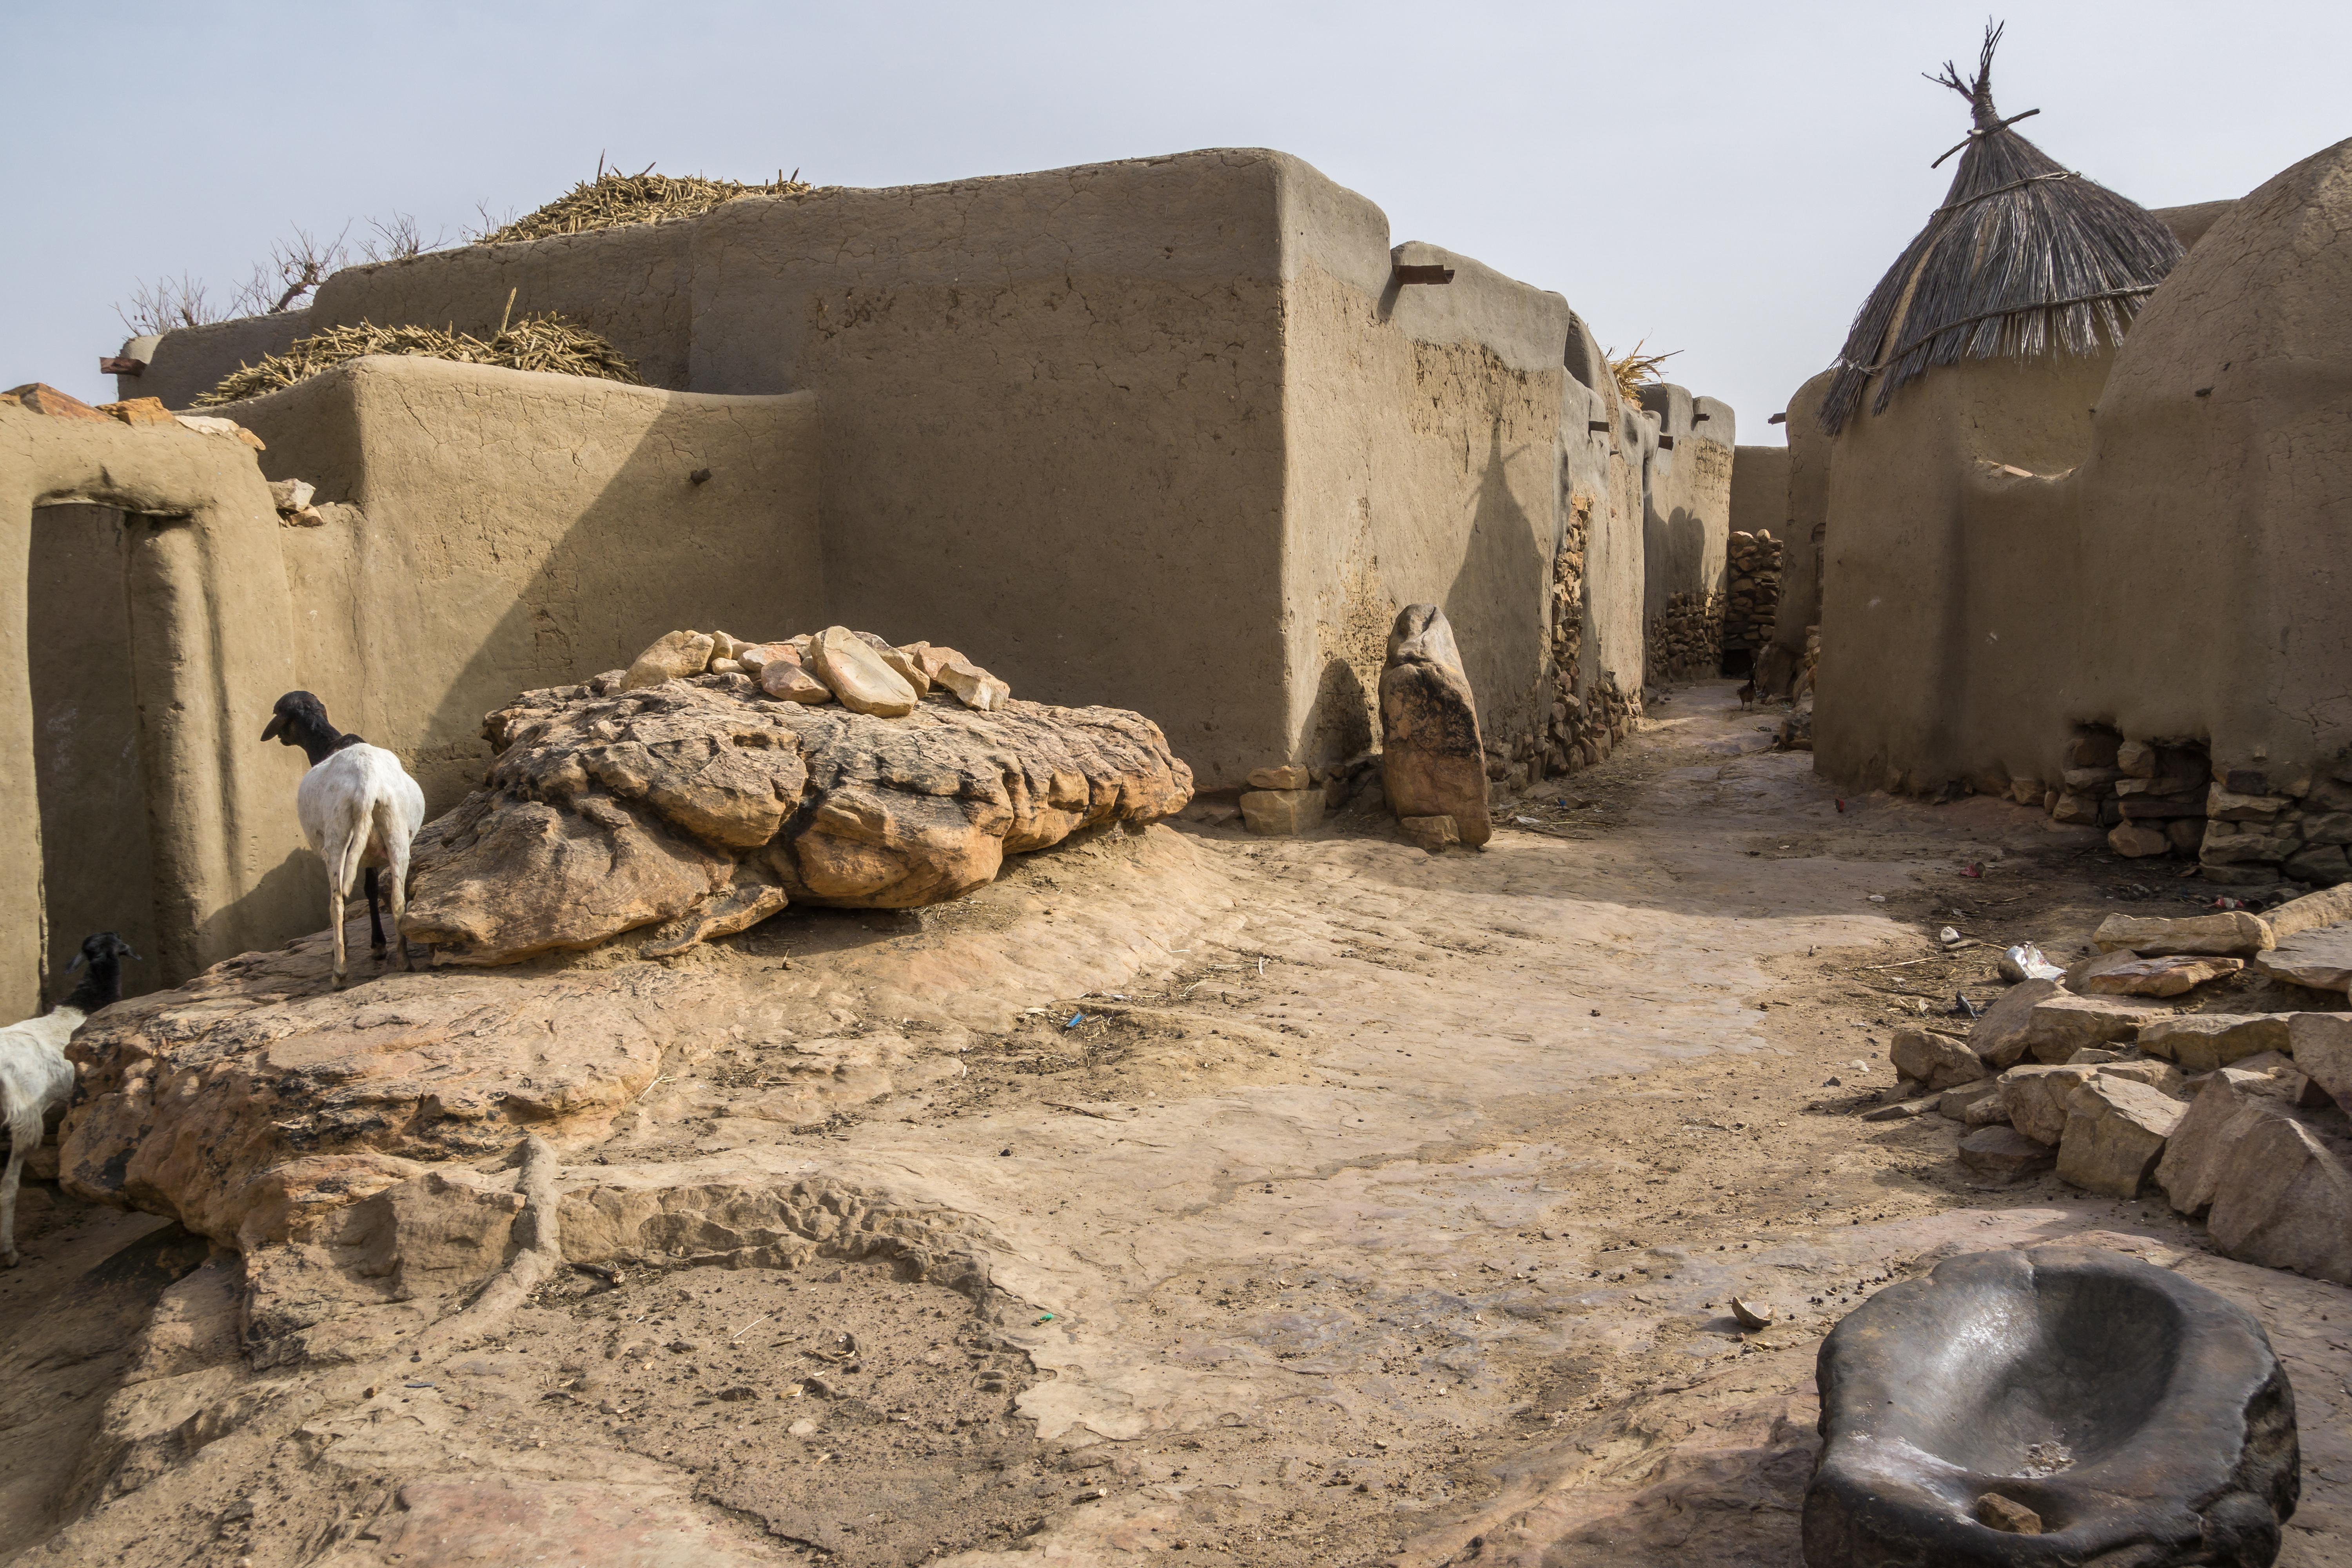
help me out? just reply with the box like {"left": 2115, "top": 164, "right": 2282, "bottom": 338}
{"left": 4, "top": 679, "right": 2347, "bottom": 1568}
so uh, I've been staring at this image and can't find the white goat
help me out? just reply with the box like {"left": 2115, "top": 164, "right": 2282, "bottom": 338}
{"left": 263, "top": 691, "right": 428, "bottom": 989}
{"left": 3, "top": 932, "right": 135, "bottom": 1266}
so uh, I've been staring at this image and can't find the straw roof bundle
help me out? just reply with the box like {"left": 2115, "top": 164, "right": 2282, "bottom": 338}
{"left": 481, "top": 165, "right": 811, "bottom": 245}
{"left": 1818, "top": 24, "right": 2183, "bottom": 434}
{"left": 193, "top": 315, "right": 641, "bottom": 406}
{"left": 1607, "top": 341, "right": 1681, "bottom": 406}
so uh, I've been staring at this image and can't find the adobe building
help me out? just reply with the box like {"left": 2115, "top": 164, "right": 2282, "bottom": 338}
{"left": 5, "top": 148, "right": 1740, "bottom": 1013}
{"left": 1776, "top": 35, "right": 2352, "bottom": 885}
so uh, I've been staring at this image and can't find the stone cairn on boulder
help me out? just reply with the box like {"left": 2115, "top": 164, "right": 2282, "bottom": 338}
{"left": 1644, "top": 590, "right": 1723, "bottom": 684}
{"left": 1874, "top": 889, "right": 2352, "bottom": 1287}
{"left": 397, "top": 625, "right": 1192, "bottom": 962}
{"left": 1720, "top": 529, "right": 1782, "bottom": 671}
{"left": 1378, "top": 605, "right": 1493, "bottom": 851}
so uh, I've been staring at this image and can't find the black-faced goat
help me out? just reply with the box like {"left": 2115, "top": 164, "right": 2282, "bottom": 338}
{"left": 3, "top": 932, "right": 136, "bottom": 1266}
{"left": 263, "top": 691, "right": 427, "bottom": 989}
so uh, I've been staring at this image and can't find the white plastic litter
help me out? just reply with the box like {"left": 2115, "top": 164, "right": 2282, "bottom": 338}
{"left": 2000, "top": 942, "right": 2063, "bottom": 983}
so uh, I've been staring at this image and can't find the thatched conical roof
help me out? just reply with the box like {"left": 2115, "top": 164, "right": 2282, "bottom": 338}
{"left": 1818, "top": 24, "right": 2183, "bottom": 434}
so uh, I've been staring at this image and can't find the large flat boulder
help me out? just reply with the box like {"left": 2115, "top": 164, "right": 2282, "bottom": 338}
{"left": 2254, "top": 921, "right": 2352, "bottom": 992}
{"left": 2056, "top": 1076, "right": 2187, "bottom": 1198}
{"left": 2021, "top": 991, "right": 2181, "bottom": 1062}
{"left": 2092, "top": 910, "right": 2274, "bottom": 956}
{"left": 402, "top": 677, "right": 1192, "bottom": 964}
{"left": 1378, "top": 605, "right": 1492, "bottom": 848}
{"left": 2158, "top": 1064, "right": 2310, "bottom": 1217}
{"left": 2289, "top": 1011, "right": 2352, "bottom": 1116}
{"left": 2139, "top": 1013, "right": 2294, "bottom": 1072}
{"left": 1965, "top": 977, "right": 2058, "bottom": 1069}
{"left": 1887, "top": 1027, "right": 1984, "bottom": 1091}
{"left": 1998, "top": 1063, "right": 2100, "bottom": 1145}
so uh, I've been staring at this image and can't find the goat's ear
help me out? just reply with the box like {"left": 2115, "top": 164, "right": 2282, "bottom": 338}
{"left": 262, "top": 713, "right": 289, "bottom": 742}
{"left": 67, "top": 950, "right": 86, "bottom": 972}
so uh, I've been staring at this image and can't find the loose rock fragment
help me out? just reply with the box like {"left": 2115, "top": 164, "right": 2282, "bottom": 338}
{"left": 2139, "top": 1013, "right": 2294, "bottom": 1072}
{"left": 2254, "top": 922, "right": 2352, "bottom": 992}
{"left": 2022, "top": 991, "right": 2180, "bottom": 1062}
{"left": 2056, "top": 1075, "right": 2187, "bottom": 1198}
{"left": 811, "top": 626, "right": 918, "bottom": 716}
{"left": 935, "top": 658, "right": 1011, "bottom": 713}
{"left": 1240, "top": 789, "right": 1323, "bottom": 837}
{"left": 1959, "top": 1125, "right": 2056, "bottom": 1183}
{"left": 623, "top": 630, "right": 717, "bottom": 690}
{"left": 1398, "top": 815, "right": 1459, "bottom": 852}
{"left": 1975, "top": 1494, "right": 2043, "bottom": 1534}
{"left": 1999, "top": 1064, "right": 2100, "bottom": 1145}
{"left": 1968, "top": 978, "right": 2059, "bottom": 1070}
{"left": 2092, "top": 911, "right": 2274, "bottom": 956}
{"left": 1889, "top": 1026, "right": 1987, "bottom": 1091}
{"left": 2079, "top": 954, "right": 2243, "bottom": 997}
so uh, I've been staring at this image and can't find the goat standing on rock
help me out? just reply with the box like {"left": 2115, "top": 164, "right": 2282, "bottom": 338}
{"left": 3, "top": 932, "right": 136, "bottom": 1265}
{"left": 263, "top": 691, "right": 426, "bottom": 989}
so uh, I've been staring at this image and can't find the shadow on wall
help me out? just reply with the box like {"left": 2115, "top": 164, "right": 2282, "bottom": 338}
{"left": 1310, "top": 656, "right": 1375, "bottom": 762}
{"left": 410, "top": 397, "right": 822, "bottom": 796}
{"left": 29, "top": 505, "right": 163, "bottom": 1000}
{"left": 231, "top": 359, "right": 826, "bottom": 819}
{"left": 1443, "top": 412, "right": 1548, "bottom": 753}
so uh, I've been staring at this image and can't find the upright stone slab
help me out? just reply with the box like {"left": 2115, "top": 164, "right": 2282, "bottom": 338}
{"left": 1378, "top": 604, "right": 1492, "bottom": 848}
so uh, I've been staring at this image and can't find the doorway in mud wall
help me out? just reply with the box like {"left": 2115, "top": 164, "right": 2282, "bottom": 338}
{"left": 1720, "top": 646, "right": 1754, "bottom": 680}
{"left": 27, "top": 505, "right": 162, "bottom": 1001}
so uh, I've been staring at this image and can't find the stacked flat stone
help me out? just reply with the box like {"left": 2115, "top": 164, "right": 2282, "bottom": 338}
{"left": 1529, "top": 493, "right": 1642, "bottom": 782}
{"left": 2036, "top": 731, "right": 2352, "bottom": 886}
{"left": 1720, "top": 529, "right": 1782, "bottom": 664}
{"left": 601, "top": 626, "right": 1011, "bottom": 717}
{"left": 1644, "top": 590, "right": 1723, "bottom": 684}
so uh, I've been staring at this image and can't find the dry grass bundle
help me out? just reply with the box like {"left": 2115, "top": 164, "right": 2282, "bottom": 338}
{"left": 1606, "top": 340, "right": 1680, "bottom": 405}
{"left": 194, "top": 315, "right": 641, "bottom": 405}
{"left": 481, "top": 164, "right": 811, "bottom": 245}
{"left": 1818, "top": 23, "right": 2182, "bottom": 433}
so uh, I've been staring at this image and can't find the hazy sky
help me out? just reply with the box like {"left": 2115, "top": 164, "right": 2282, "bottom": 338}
{"left": 8, "top": 1, "right": 2347, "bottom": 441}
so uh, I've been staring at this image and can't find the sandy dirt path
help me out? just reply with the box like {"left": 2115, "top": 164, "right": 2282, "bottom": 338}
{"left": 6, "top": 681, "right": 2346, "bottom": 1568}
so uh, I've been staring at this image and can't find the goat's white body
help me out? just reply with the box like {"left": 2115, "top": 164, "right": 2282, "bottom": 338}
{"left": 1, "top": 1004, "right": 82, "bottom": 1265}
{"left": 298, "top": 744, "right": 427, "bottom": 987}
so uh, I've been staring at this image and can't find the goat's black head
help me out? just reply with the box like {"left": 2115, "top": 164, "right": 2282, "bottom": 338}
{"left": 66, "top": 931, "right": 140, "bottom": 971}
{"left": 63, "top": 931, "right": 139, "bottom": 1013}
{"left": 263, "top": 691, "right": 347, "bottom": 766}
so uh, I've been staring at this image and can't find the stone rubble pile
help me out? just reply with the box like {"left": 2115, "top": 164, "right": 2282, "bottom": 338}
{"left": 607, "top": 626, "right": 1012, "bottom": 716}
{"left": 1720, "top": 529, "right": 1782, "bottom": 671}
{"left": 1882, "top": 891, "right": 2352, "bottom": 1285}
{"left": 396, "top": 644, "right": 1190, "bottom": 963}
{"left": 1644, "top": 589, "right": 1724, "bottom": 684}
{"left": 1534, "top": 492, "right": 1642, "bottom": 783}
{"left": 1979, "top": 728, "right": 2352, "bottom": 887}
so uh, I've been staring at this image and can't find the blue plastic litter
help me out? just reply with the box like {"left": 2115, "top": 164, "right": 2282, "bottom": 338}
{"left": 1065, "top": 1013, "right": 1084, "bottom": 1029}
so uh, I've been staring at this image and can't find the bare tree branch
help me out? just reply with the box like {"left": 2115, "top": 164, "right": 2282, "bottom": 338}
{"left": 116, "top": 273, "right": 226, "bottom": 336}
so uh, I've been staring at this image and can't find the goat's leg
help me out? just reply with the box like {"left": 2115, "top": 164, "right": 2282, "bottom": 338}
{"left": 1, "top": 1145, "right": 22, "bottom": 1267}
{"left": 385, "top": 844, "right": 415, "bottom": 974}
{"left": 366, "top": 866, "right": 386, "bottom": 953}
{"left": 328, "top": 880, "right": 348, "bottom": 989}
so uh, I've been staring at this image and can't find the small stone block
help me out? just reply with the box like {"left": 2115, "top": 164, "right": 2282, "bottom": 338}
{"left": 1398, "top": 815, "right": 1459, "bottom": 852}
{"left": 1958, "top": 1125, "right": 2055, "bottom": 1183}
{"left": 1240, "top": 789, "right": 1324, "bottom": 837}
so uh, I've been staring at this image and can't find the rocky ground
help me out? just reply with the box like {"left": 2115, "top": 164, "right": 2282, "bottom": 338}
{"left": 4, "top": 681, "right": 2348, "bottom": 1567}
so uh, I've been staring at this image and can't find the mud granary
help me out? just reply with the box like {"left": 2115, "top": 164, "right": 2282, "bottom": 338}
{"left": 1751, "top": 87, "right": 2352, "bottom": 887}
{"left": 4, "top": 147, "right": 1742, "bottom": 1013}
